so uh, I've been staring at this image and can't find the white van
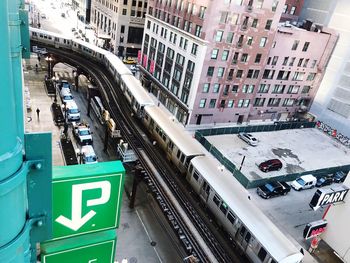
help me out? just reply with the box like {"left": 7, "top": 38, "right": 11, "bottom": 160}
{"left": 65, "top": 100, "right": 80, "bottom": 122}
{"left": 291, "top": 174, "right": 317, "bottom": 191}
{"left": 81, "top": 145, "right": 97, "bottom": 164}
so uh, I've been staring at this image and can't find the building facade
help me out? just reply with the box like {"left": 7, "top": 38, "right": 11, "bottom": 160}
{"left": 140, "top": 0, "right": 337, "bottom": 126}
{"left": 299, "top": 0, "right": 350, "bottom": 137}
{"left": 91, "top": 0, "right": 148, "bottom": 56}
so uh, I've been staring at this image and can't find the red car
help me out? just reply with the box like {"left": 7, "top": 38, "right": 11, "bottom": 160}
{"left": 259, "top": 159, "right": 282, "bottom": 172}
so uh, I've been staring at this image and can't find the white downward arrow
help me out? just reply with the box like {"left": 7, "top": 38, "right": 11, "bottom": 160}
{"left": 55, "top": 181, "right": 111, "bottom": 231}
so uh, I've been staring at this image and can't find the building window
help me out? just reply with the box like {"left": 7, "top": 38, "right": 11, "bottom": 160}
{"left": 207, "top": 66, "right": 214, "bottom": 77}
{"left": 199, "top": 99, "right": 206, "bottom": 108}
{"left": 238, "top": 99, "right": 250, "bottom": 108}
{"left": 232, "top": 85, "right": 239, "bottom": 93}
{"left": 195, "top": 25, "right": 202, "bottom": 37}
{"left": 213, "top": 83, "right": 220, "bottom": 93}
{"left": 292, "top": 40, "right": 300, "bottom": 50}
{"left": 282, "top": 56, "right": 288, "bottom": 66}
{"left": 259, "top": 37, "right": 267, "bottom": 47}
{"left": 289, "top": 57, "right": 296, "bottom": 66}
{"left": 254, "top": 98, "right": 265, "bottom": 106}
{"left": 220, "top": 11, "right": 229, "bottom": 23}
{"left": 217, "top": 67, "right": 225, "bottom": 77}
{"left": 283, "top": 98, "right": 295, "bottom": 106}
{"left": 215, "top": 30, "right": 224, "bottom": 42}
{"left": 226, "top": 32, "right": 234, "bottom": 43}
{"left": 251, "top": 18, "right": 258, "bottom": 28}
{"left": 283, "top": 4, "right": 288, "bottom": 13}
{"left": 272, "top": 0, "right": 278, "bottom": 12}
{"left": 302, "top": 86, "right": 311, "bottom": 93}
{"left": 236, "top": 70, "right": 243, "bottom": 78}
{"left": 227, "top": 69, "right": 234, "bottom": 80}
{"left": 277, "top": 70, "right": 290, "bottom": 80}
{"left": 297, "top": 58, "right": 303, "bottom": 67}
{"left": 258, "top": 84, "right": 270, "bottom": 93}
{"left": 211, "top": 49, "right": 219, "bottom": 59}
{"left": 265, "top": 20, "right": 272, "bottom": 30}
{"left": 175, "top": 54, "right": 185, "bottom": 66}
{"left": 241, "top": 53, "right": 248, "bottom": 62}
{"left": 303, "top": 59, "right": 309, "bottom": 67}
{"left": 292, "top": 72, "right": 305, "bottom": 81}
{"left": 123, "top": 0, "right": 128, "bottom": 5}
{"left": 267, "top": 98, "right": 281, "bottom": 107}
{"left": 222, "top": 50, "right": 229, "bottom": 61}
{"left": 307, "top": 73, "right": 316, "bottom": 81}
{"left": 287, "top": 85, "right": 300, "bottom": 94}
{"left": 187, "top": 60, "right": 195, "bottom": 73}
{"left": 209, "top": 99, "right": 216, "bottom": 108}
{"left": 255, "top": 53, "right": 262, "bottom": 63}
{"left": 302, "top": 42, "right": 310, "bottom": 52}
{"left": 232, "top": 52, "right": 239, "bottom": 64}
{"left": 271, "top": 56, "right": 278, "bottom": 65}
{"left": 203, "top": 83, "right": 210, "bottom": 93}
{"left": 311, "top": 59, "right": 317, "bottom": 68}
{"left": 191, "top": 43, "right": 198, "bottom": 55}
{"left": 228, "top": 100, "right": 234, "bottom": 108}
{"left": 247, "top": 36, "right": 253, "bottom": 46}
{"left": 122, "top": 8, "right": 127, "bottom": 15}
{"left": 262, "top": 69, "right": 275, "bottom": 79}
{"left": 242, "top": 84, "right": 254, "bottom": 93}
{"left": 199, "top": 6, "right": 206, "bottom": 19}
{"left": 290, "top": 6, "right": 296, "bottom": 15}
{"left": 272, "top": 85, "right": 285, "bottom": 94}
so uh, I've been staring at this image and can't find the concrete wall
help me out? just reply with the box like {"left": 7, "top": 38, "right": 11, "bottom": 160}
{"left": 323, "top": 172, "right": 350, "bottom": 262}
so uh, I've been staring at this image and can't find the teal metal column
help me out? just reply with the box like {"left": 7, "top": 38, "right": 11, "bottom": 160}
{"left": 0, "top": 0, "right": 52, "bottom": 262}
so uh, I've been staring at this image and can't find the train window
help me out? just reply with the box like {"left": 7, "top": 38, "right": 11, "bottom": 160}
{"left": 177, "top": 150, "right": 181, "bottom": 158}
{"left": 155, "top": 126, "right": 159, "bottom": 133}
{"left": 168, "top": 140, "right": 174, "bottom": 150}
{"left": 48, "top": 36, "right": 52, "bottom": 40}
{"left": 258, "top": 247, "right": 267, "bottom": 262}
{"left": 239, "top": 226, "right": 246, "bottom": 237}
{"left": 227, "top": 211, "right": 236, "bottom": 224}
{"left": 188, "top": 164, "right": 193, "bottom": 174}
{"left": 219, "top": 201, "right": 228, "bottom": 215}
{"left": 145, "top": 114, "right": 149, "bottom": 121}
{"left": 55, "top": 37, "right": 59, "bottom": 41}
{"left": 193, "top": 171, "right": 199, "bottom": 181}
{"left": 180, "top": 154, "right": 185, "bottom": 163}
{"left": 245, "top": 232, "right": 251, "bottom": 243}
{"left": 213, "top": 194, "right": 220, "bottom": 206}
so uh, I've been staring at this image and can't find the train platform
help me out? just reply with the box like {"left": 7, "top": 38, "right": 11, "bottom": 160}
{"left": 23, "top": 53, "right": 182, "bottom": 263}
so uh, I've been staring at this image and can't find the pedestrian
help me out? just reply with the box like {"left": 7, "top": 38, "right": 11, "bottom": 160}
{"left": 36, "top": 108, "right": 40, "bottom": 120}
{"left": 35, "top": 64, "right": 38, "bottom": 72}
{"left": 37, "top": 54, "right": 41, "bottom": 63}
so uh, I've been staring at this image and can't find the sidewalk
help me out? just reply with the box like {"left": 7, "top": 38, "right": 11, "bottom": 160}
{"left": 23, "top": 54, "right": 64, "bottom": 166}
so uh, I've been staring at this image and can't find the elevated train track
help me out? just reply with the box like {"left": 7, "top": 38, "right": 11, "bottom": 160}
{"left": 36, "top": 43, "right": 241, "bottom": 263}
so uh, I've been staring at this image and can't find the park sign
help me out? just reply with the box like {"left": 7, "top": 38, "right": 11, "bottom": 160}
{"left": 52, "top": 161, "right": 124, "bottom": 240}
{"left": 309, "top": 185, "right": 349, "bottom": 211}
{"left": 303, "top": 219, "right": 327, "bottom": 240}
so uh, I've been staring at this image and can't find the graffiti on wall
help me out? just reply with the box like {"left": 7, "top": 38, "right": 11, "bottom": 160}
{"left": 316, "top": 121, "right": 350, "bottom": 148}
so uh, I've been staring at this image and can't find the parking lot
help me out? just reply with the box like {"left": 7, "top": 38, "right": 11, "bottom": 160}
{"left": 206, "top": 128, "right": 350, "bottom": 181}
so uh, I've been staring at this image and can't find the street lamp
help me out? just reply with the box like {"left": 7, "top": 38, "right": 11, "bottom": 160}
{"left": 45, "top": 56, "right": 53, "bottom": 79}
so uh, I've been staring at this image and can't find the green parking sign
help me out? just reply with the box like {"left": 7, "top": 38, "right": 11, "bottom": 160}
{"left": 52, "top": 162, "right": 124, "bottom": 240}
{"left": 41, "top": 229, "right": 117, "bottom": 263}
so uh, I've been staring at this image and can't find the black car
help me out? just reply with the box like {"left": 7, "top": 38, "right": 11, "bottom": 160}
{"left": 333, "top": 171, "right": 347, "bottom": 183}
{"left": 257, "top": 181, "right": 291, "bottom": 199}
{"left": 316, "top": 176, "right": 333, "bottom": 187}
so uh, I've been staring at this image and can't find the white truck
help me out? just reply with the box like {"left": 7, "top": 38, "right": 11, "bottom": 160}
{"left": 72, "top": 122, "right": 93, "bottom": 145}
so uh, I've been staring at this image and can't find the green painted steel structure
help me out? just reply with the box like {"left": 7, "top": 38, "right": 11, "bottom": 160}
{"left": 0, "top": 1, "right": 52, "bottom": 262}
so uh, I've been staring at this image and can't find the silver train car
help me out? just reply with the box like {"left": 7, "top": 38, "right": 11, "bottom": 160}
{"left": 29, "top": 28, "right": 304, "bottom": 263}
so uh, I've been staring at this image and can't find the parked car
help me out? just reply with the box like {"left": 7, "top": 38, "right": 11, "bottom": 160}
{"left": 73, "top": 122, "right": 93, "bottom": 145}
{"left": 123, "top": 57, "right": 137, "bottom": 64}
{"left": 81, "top": 145, "right": 98, "bottom": 164}
{"left": 238, "top": 132, "right": 258, "bottom": 146}
{"left": 316, "top": 176, "right": 333, "bottom": 187}
{"left": 333, "top": 171, "right": 347, "bottom": 183}
{"left": 257, "top": 181, "right": 291, "bottom": 199}
{"left": 258, "top": 159, "right": 282, "bottom": 172}
{"left": 291, "top": 174, "right": 317, "bottom": 191}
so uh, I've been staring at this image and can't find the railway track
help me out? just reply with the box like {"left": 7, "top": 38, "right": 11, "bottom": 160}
{"left": 37, "top": 44, "right": 239, "bottom": 263}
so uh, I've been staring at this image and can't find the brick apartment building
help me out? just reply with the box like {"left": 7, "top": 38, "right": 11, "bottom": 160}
{"left": 139, "top": 0, "right": 337, "bottom": 126}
